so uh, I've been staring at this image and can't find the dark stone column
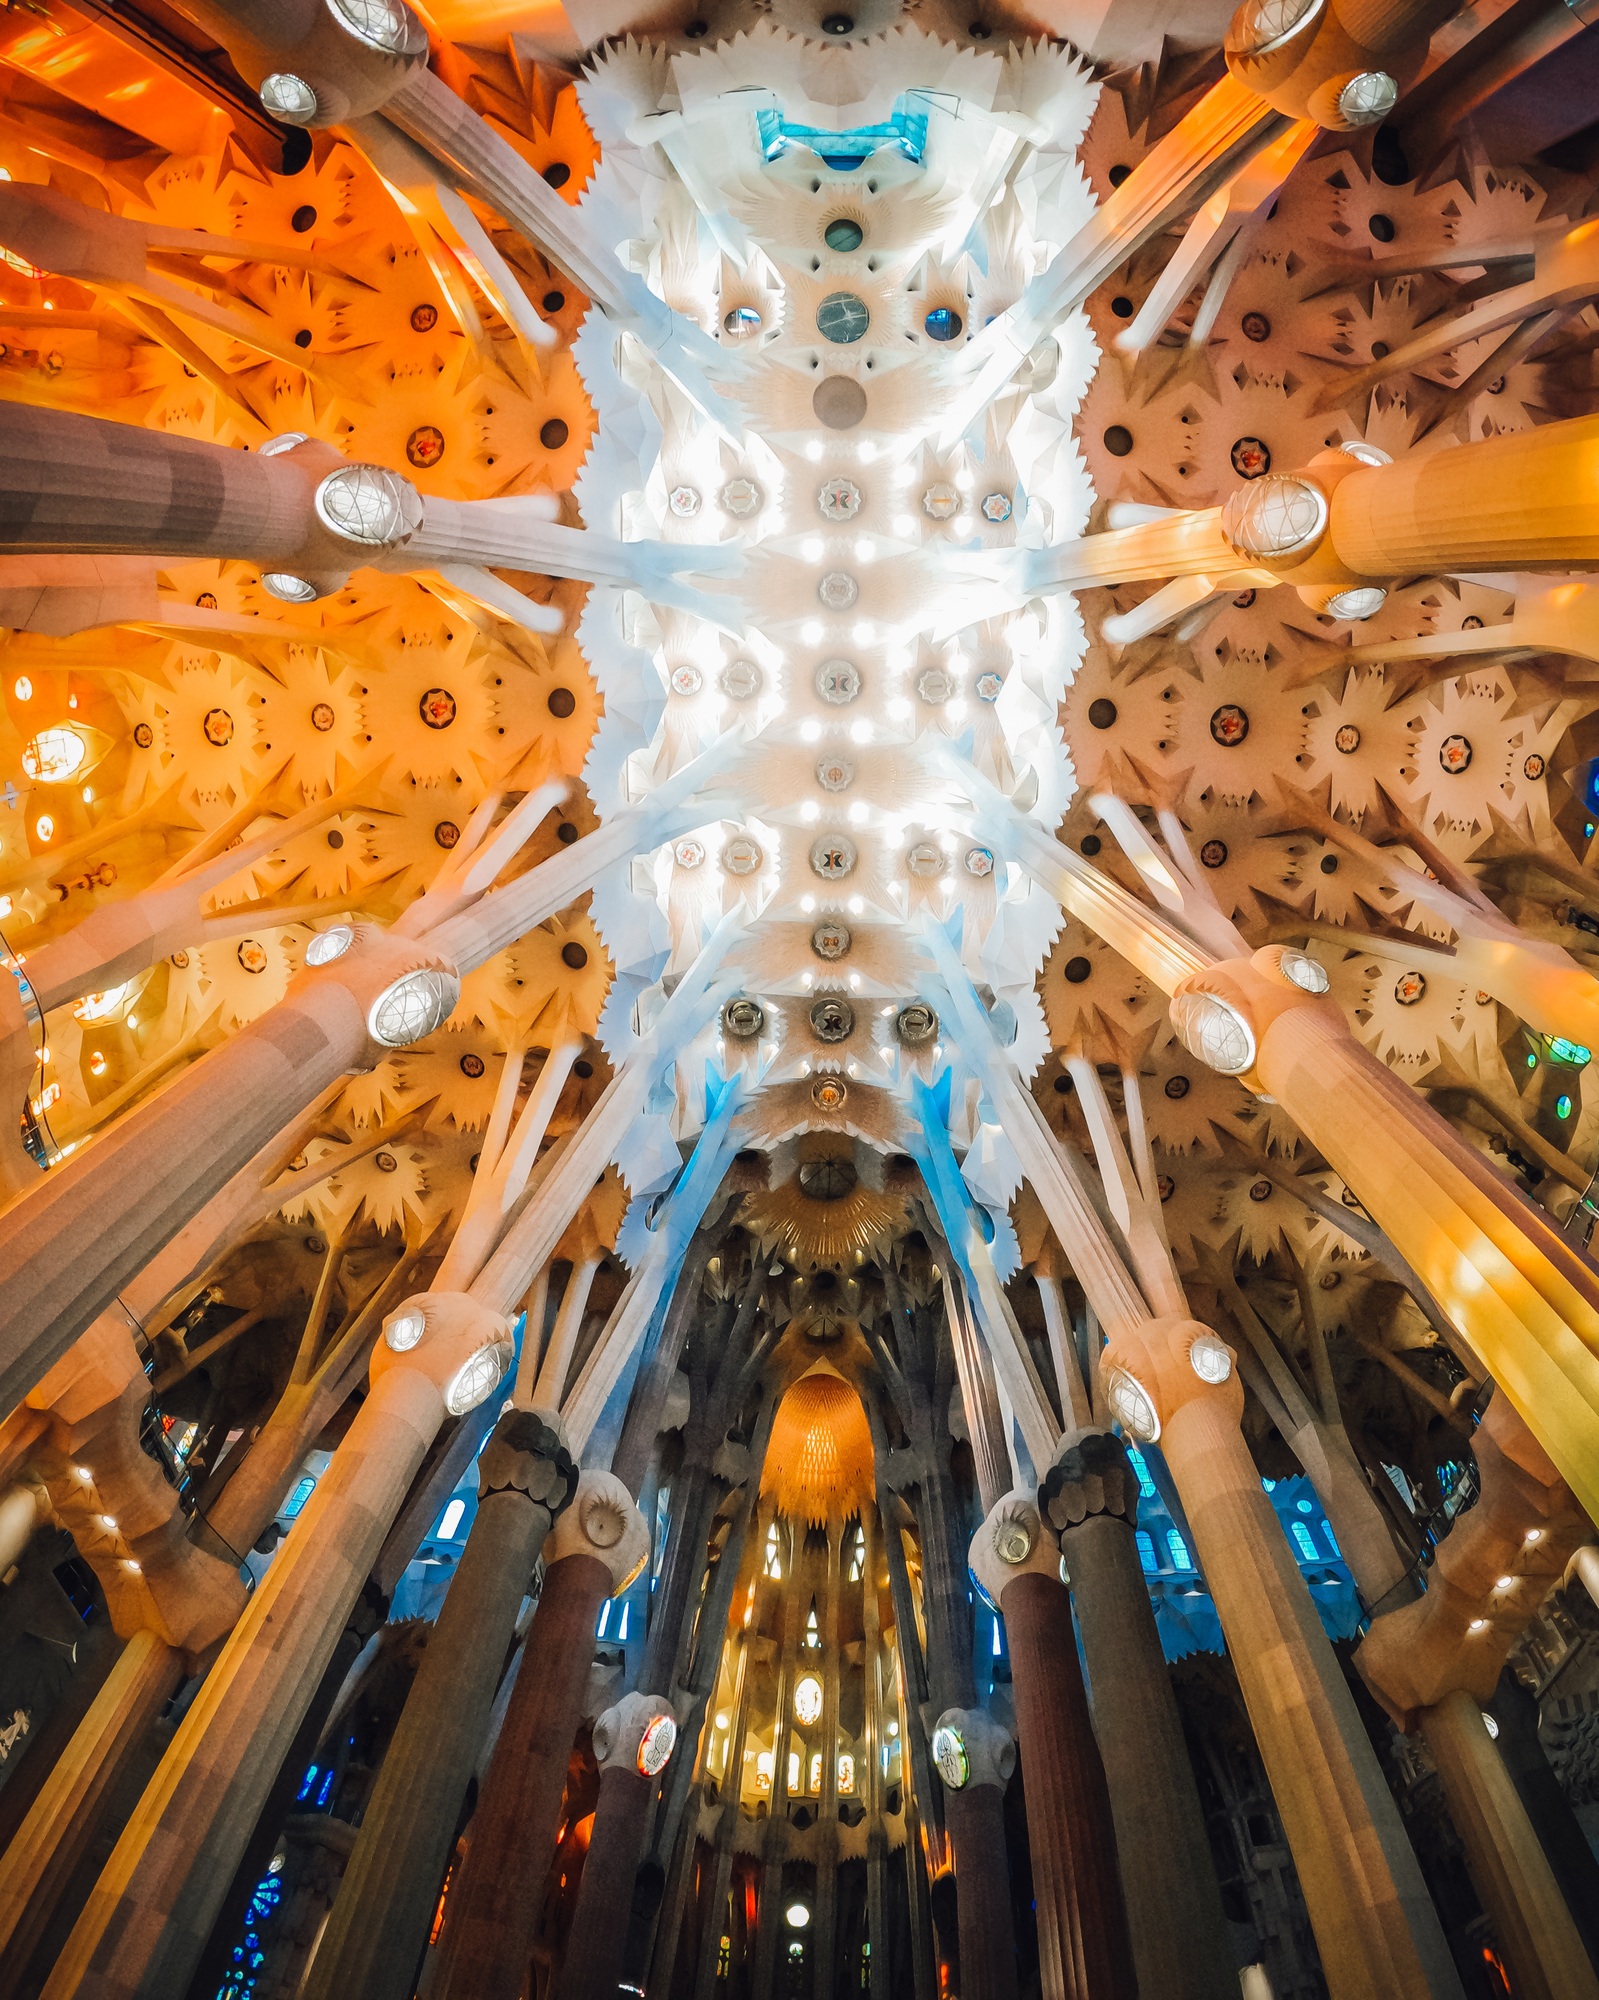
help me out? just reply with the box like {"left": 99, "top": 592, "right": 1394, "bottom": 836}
{"left": 971, "top": 1489, "right": 1135, "bottom": 2000}
{"left": 301, "top": 1411, "right": 577, "bottom": 2000}
{"left": 934, "top": 1715, "right": 1020, "bottom": 2000}
{"left": 434, "top": 1471, "right": 647, "bottom": 2000}
{"left": 1487, "top": 1669, "right": 1599, "bottom": 1973}
{"left": 1040, "top": 1431, "right": 1236, "bottom": 2000}
{"left": 558, "top": 1694, "right": 677, "bottom": 2000}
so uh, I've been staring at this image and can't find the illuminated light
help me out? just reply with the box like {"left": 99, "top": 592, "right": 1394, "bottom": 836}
{"left": 801, "top": 620, "right": 823, "bottom": 644}
{"left": 804, "top": 440, "right": 823, "bottom": 463}
{"left": 306, "top": 925, "right": 355, "bottom": 967}
{"left": 848, "top": 802, "right": 867, "bottom": 824}
{"left": 13, "top": 676, "right": 30, "bottom": 702}
{"left": 850, "top": 719, "right": 872, "bottom": 743}
{"left": 74, "top": 1466, "right": 91, "bottom": 1483}
{"left": 385, "top": 1307, "right": 426, "bottom": 1352}
{"left": 1482, "top": 1711, "right": 1500, "bottom": 1738}
{"left": 801, "top": 800, "right": 820, "bottom": 822}
{"left": 37, "top": 1046, "right": 49, "bottom": 1065}
{"left": 34, "top": 816, "right": 53, "bottom": 842}
{"left": 1189, "top": 1333, "right": 1233, "bottom": 1384}
{"left": 715, "top": 1712, "right": 730, "bottom": 1729}
{"left": 1468, "top": 1617, "right": 1489, "bottom": 1633}
{"left": 88, "top": 1050, "right": 107, "bottom": 1077}
{"left": 853, "top": 537, "right": 872, "bottom": 562}
{"left": 29, "top": 1082, "right": 59, "bottom": 1115}
{"left": 81, "top": 786, "right": 93, "bottom": 804}
{"left": 1496, "top": 1576, "right": 1516, "bottom": 1590}
{"left": 1558, "top": 1094, "right": 1573, "bottom": 1120}
{"left": 1105, "top": 1365, "right": 1160, "bottom": 1442}
{"left": 857, "top": 442, "right": 877, "bottom": 463}
{"left": 99, "top": 1514, "right": 117, "bottom": 1530}
{"left": 444, "top": 1342, "right": 513, "bottom": 1415}
{"left": 946, "top": 698, "right": 967, "bottom": 721}
{"left": 848, "top": 896, "right": 864, "bottom": 915}
{"left": 887, "top": 697, "right": 911, "bottom": 720}
{"left": 794, "top": 1674, "right": 823, "bottom": 1724}
{"left": 637, "top": 1712, "right": 677, "bottom": 1776}
{"left": 801, "top": 537, "right": 824, "bottom": 563}
{"left": 931, "top": 1724, "right": 968, "bottom": 1789}
{"left": 800, "top": 719, "right": 822, "bottom": 743}
{"left": 368, "top": 968, "right": 459, "bottom": 1047}
{"left": 1525, "top": 1528, "right": 1542, "bottom": 1543}
{"left": 127, "top": 1015, "right": 138, "bottom": 1031}
{"left": 0, "top": 897, "right": 10, "bottom": 920}
{"left": 786, "top": 1904, "right": 811, "bottom": 1929}
{"left": 122, "top": 1559, "right": 141, "bottom": 1574}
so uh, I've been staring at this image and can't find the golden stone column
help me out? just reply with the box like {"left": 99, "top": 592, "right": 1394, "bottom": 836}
{"left": 1166, "top": 943, "right": 1599, "bottom": 1527}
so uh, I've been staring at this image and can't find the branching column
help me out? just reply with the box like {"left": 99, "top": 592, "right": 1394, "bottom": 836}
{"left": 1039, "top": 1431, "right": 1236, "bottom": 2000}
{"left": 433, "top": 1471, "right": 649, "bottom": 2000}
{"left": 969, "top": 1490, "right": 1135, "bottom": 2000}
{"left": 559, "top": 1693, "right": 678, "bottom": 2000}
{"left": 1098, "top": 1312, "right": 1464, "bottom": 2000}
{"left": 930, "top": 1708, "right": 1019, "bottom": 2000}
{"left": 300, "top": 1410, "right": 579, "bottom": 2000}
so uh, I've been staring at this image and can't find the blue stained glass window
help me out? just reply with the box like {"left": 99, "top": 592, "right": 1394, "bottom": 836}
{"left": 281, "top": 1475, "right": 316, "bottom": 1521}
{"left": 1127, "top": 1446, "right": 1157, "bottom": 1499}
{"left": 1135, "top": 1530, "right": 1158, "bottom": 1574}
{"left": 1165, "top": 1529, "right": 1193, "bottom": 1572}
{"left": 756, "top": 94, "right": 931, "bottom": 171}
{"left": 437, "top": 1497, "right": 466, "bottom": 1539}
{"left": 617, "top": 1602, "right": 630, "bottom": 1642}
{"left": 1291, "top": 1523, "right": 1319, "bottom": 1563}
{"left": 1322, "top": 1520, "right": 1341, "bottom": 1558}
{"left": 596, "top": 1599, "right": 611, "bottom": 1638}
{"left": 294, "top": 1763, "right": 318, "bottom": 1805}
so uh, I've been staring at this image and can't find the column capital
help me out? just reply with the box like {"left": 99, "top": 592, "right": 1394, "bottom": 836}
{"left": 294, "top": 923, "right": 460, "bottom": 1069}
{"left": 932, "top": 1706, "right": 1015, "bottom": 1793}
{"left": 592, "top": 1690, "right": 677, "bottom": 1777}
{"left": 1099, "top": 1314, "right": 1244, "bottom": 1446}
{"left": 1169, "top": 942, "right": 1340, "bottom": 1092}
{"left": 969, "top": 1487, "right": 1062, "bottom": 1607}
{"left": 372, "top": 1290, "right": 515, "bottom": 1419}
{"left": 1038, "top": 1428, "right": 1141, "bottom": 1536}
{"left": 544, "top": 1469, "right": 650, "bottom": 1591}
{"left": 477, "top": 1408, "right": 578, "bottom": 1516}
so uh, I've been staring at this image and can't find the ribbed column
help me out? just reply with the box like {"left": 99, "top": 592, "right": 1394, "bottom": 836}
{"left": 1040, "top": 1433, "right": 1236, "bottom": 1999}
{"left": 0, "top": 926, "right": 455, "bottom": 1414}
{"left": 970, "top": 1492, "right": 1134, "bottom": 2000}
{"left": 435, "top": 1473, "right": 648, "bottom": 2000}
{"left": 301, "top": 1411, "right": 578, "bottom": 2000}
{"left": 935, "top": 1716, "right": 1020, "bottom": 2000}
{"left": 0, "top": 1630, "right": 182, "bottom": 1984}
{"left": 558, "top": 1693, "right": 676, "bottom": 2000}
{"left": 1100, "top": 1311, "right": 1463, "bottom": 2000}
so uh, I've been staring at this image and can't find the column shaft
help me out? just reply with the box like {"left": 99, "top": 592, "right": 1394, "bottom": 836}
{"left": 560, "top": 1765, "right": 653, "bottom": 2000}
{"left": 942, "top": 1783, "right": 1019, "bottom": 2000}
{"left": 0, "top": 1630, "right": 181, "bottom": 1983}
{"left": 1420, "top": 1690, "right": 1599, "bottom": 2000}
{"left": 41, "top": 1366, "right": 440, "bottom": 2000}
{"left": 1062, "top": 1513, "right": 1235, "bottom": 1998}
{"left": 1163, "top": 1393, "right": 1461, "bottom": 2000}
{"left": 300, "top": 1482, "right": 560, "bottom": 2000}
{"left": 1000, "top": 1572, "right": 1135, "bottom": 2000}
{"left": 434, "top": 1550, "right": 611, "bottom": 2000}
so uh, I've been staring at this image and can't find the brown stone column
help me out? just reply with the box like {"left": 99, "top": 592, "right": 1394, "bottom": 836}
{"left": 558, "top": 1693, "right": 677, "bottom": 2000}
{"left": 933, "top": 1713, "right": 1019, "bottom": 2000}
{"left": 0, "top": 925, "right": 456, "bottom": 1415}
{"left": 40, "top": 1293, "right": 512, "bottom": 2000}
{"left": 1040, "top": 1432, "right": 1236, "bottom": 2000}
{"left": 300, "top": 1410, "right": 578, "bottom": 2000}
{"left": 970, "top": 1492, "right": 1135, "bottom": 2000}
{"left": 434, "top": 1472, "right": 648, "bottom": 2000}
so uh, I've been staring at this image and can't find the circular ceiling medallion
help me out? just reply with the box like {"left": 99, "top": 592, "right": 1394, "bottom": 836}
{"left": 1334, "top": 723, "right": 1361, "bottom": 754}
{"left": 1439, "top": 734, "right": 1473, "bottom": 774}
{"left": 1230, "top": 436, "right": 1271, "bottom": 479}
{"left": 419, "top": 688, "right": 457, "bottom": 729}
{"left": 896, "top": 1002, "right": 938, "bottom": 1046}
{"left": 816, "top": 659, "right": 861, "bottom": 704}
{"left": 916, "top": 667, "right": 953, "bottom": 704}
{"left": 818, "top": 571, "right": 859, "bottom": 610}
{"left": 1394, "top": 970, "right": 1427, "bottom": 1006}
{"left": 203, "top": 708, "right": 234, "bottom": 746}
{"left": 405, "top": 424, "right": 445, "bottom": 468}
{"left": 812, "top": 921, "right": 851, "bottom": 959}
{"left": 673, "top": 838, "right": 705, "bottom": 869}
{"left": 722, "top": 835, "right": 764, "bottom": 875}
{"left": 721, "top": 476, "right": 762, "bottom": 517}
{"left": 810, "top": 835, "right": 857, "bottom": 880}
{"left": 723, "top": 997, "right": 764, "bottom": 1039}
{"left": 907, "top": 841, "right": 944, "bottom": 878}
{"left": 981, "top": 492, "right": 1013, "bottom": 524}
{"left": 434, "top": 821, "right": 460, "bottom": 848}
{"left": 1210, "top": 704, "right": 1249, "bottom": 747}
{"left": 670, "top": 664, "right": 704, "bottom": 696}
{"left": 809, "top": 995, "right": 854, "bottom": 1042}
{"left": 817, "top": 292, "right": 870, "bottom": 343}
{"left": 922, "top": 483, "right": 960, "bottom": 520}
{"left": 819, "top": 476, "right": 861, "bottom": 520}
{"left": 311, "top": 702, "right": 335, "bottom": 732}
{"left": 816, "top": 756, "right": 854, "bottom": 792}
{"left": 813, "top": 377, "right": 867, "bottom": 429}
{"left": 721, "top": 658, "right": 763, "bottom": 700}
{"left": 812, "top": 1075, "right": 848, "bottom": 1111}
{"left": 668, "top": 483, "right": 702, "bottom": 517}
{"left": 237, "top": 939, "right": 268, "bottom": 974}
{"left": 1200, "top": 839, "right": 1228, "bottom": 868}
{"left": 1524, "top": 752, "right": 1546, "bottom": 780}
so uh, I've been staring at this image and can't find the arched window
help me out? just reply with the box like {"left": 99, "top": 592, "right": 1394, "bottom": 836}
{"left": 1290, "top": 1523, "right": 1319, "bottom": 1564}
{"left": 1322, "top": 1520, "right": 1342, "bottom": 1558}
{"left": 1166, "top": 1528, "right": 1194, "bottom": 1571}
{"left": 1127, "top": 1446, "right": 1157, "bottom": 1499}
{"left": 437, "top": 1497, "right": 465, "bottom": 1540}
{"left": 764, "top": 1522, "right": 782, "bottom": 1579}
{"left": 1135, "top": 1530, "right": 1158, "bottom": 1574}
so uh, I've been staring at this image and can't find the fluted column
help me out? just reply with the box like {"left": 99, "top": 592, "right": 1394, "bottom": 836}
{"left": 558, "top": 1693, "right": 677, "bottom": 2000}
{"left": 300, "top": 1410, "right": 579, "bottom": 2000}
{"left": 931, "top": 1708, "right": 1019, "bottom": 2000}
{"left": 40, "top": 1292, "right": 515, "bottom": 2000}
{"left": 434, "top": 1472, "right": 649, "bottom": 2000}
{"left": 1169, "top": 942, "right": 1599, "bottom": 1528}
{"left": 0, "top": 923, "right": 457, "bottom": 1413}
{"left": 970, "top": 1491, "right": 1134, "bottom": 2000}
{"left": 1039, "top": 1431, "right": 1235, "bottom": 2000}
{"left": 1098, "top": 1312, "right": 1463, "bottom": 2000}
